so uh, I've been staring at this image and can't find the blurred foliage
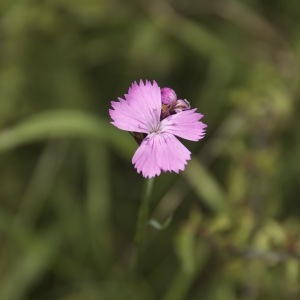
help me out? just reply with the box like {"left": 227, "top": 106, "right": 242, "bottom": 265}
{"left": 0, "top": 0, "right": 300, "bottom": 299}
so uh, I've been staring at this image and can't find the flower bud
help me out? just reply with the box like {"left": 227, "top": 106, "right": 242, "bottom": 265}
{"left": 174, "top": 99, "right": 191, "bottom": 113}
{"left": 161, "top": 87, "right": 177, "bottom": 105}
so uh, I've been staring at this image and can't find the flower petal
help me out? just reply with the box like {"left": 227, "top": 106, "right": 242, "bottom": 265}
{"left": 132, "top": 132, "right": 191, "bottom": 178}
{"left": 160, "top": 109, "right": 207, "bottom": 141}
{"left": 109, "top": 80, "right": 161, "bottom": 133}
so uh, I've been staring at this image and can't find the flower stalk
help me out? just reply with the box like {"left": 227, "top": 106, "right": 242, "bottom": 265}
{"left": 133, "top": 177, "right": 155, "bottom": 270}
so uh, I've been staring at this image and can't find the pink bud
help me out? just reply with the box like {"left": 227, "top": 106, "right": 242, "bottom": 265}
{"left": 161, "top": 87, "right": 177, "bottom": 105}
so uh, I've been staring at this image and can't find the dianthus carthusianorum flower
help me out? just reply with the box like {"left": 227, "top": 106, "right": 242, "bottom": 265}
{"left": 109, "top": 80, "right": 207, "bottom": 178}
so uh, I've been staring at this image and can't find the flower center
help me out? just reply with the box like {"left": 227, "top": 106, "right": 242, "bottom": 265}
{"left": 151, "top": 123, "right": 161, "bottom": 133}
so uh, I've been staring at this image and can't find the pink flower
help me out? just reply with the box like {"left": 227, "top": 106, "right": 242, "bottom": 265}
{"left": 109, "top": 80, "right": 207, "bottom": 178}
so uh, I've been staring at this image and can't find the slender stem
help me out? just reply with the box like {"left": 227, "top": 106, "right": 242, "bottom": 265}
{"left": 133, "top": 177, "right": 155, "bottom": 271}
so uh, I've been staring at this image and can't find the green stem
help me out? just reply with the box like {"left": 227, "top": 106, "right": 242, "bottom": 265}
{"left": 133, "top": 177, "right": 155, "bottom": 271}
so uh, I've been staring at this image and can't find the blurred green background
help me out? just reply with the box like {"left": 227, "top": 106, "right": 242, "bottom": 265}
{"left": 0, "top": 0, "right": 300, "bottom": 299}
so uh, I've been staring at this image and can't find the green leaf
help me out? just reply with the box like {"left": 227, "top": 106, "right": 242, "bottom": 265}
{"left": 183, "top": 159, "right": 229, "bottom": 214}
{"left": 0, "top": 110, "right": 135, "bottom": 159}
{"left": 149, "top": 216, "right": 172, "bottom": 230}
